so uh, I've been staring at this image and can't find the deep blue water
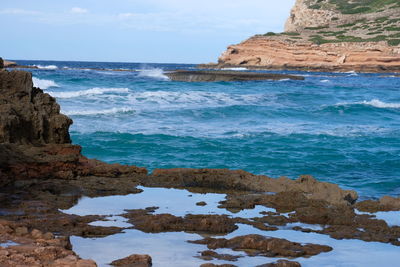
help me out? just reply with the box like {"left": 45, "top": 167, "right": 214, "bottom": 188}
{"left": 14, "top": 60, "right": 400, "bottom": 198}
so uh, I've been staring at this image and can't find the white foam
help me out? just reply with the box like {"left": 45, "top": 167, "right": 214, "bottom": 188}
{"left": 221, "top": 67, "right": 248, "bottom": 71}
{"left": 137, "top": 68, "right": 169, "bottom": 80}
{"left": 48, "top": 87, "right": 129, "bottom": 98}
{"left": 320, "top": 79, "right": 330, "bottom": 83}
{"left": 126, "top": 90, "right": 263, "bottom": 109}
{"left": 34, "top": 65, "right": 58, "bottom": 70}
{"left": 32, "top": 77, "right": 59, "bottom": 90}
{"left": 361, "top": 99, "right": 400, "bottom": 109}
{"left": 64, "top": 107, "right": 135, "bottom": 116}
{"left": 336, "top": 99, "right": 400, "bottom": 109}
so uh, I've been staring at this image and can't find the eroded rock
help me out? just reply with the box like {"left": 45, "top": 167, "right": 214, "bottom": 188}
{"left": 110, "top": 254, "right": 152, "bottom": 267}
{"left": 190, "top": 234, "right": 332, "bottom": 257}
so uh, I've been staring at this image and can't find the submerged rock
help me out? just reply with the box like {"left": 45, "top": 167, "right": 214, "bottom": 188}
{"left": 165, "top": 70, "right": 304, "bottom": 82}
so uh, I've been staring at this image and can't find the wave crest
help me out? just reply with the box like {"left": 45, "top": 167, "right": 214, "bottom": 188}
{"left": 48, "top": 87, "right": 129, "bottom": 98}
{"left": 336, "top": 99, "right": 400, "bottom": 109}
{"left": 32, "top": 77, "right": 59, "bottom": 90}
{"left": 64, "top": 107, "right": 135, "bottom": 116}
{"left": 34, "top": 65, "right": 58, "bottom": 70}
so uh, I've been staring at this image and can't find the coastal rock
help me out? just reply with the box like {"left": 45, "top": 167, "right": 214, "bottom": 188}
{"left": 110, "top": 254, "right": 152, "bottom": 267}
{"left": 206, "top": 0, "right": 400, "bottom": 73}
{"left": 258, "top": 260, "right": 301, "bottom": 267}
{"left": 197, "top": 250, "right": 241, "bottom": 261}
{"left": 0, "top": 70, "right": 72, "bottom": 144}
{"left": 165, "top": 70, "right": 304, "bottom": 82}
{"left": 3, "top": 60, "right": 17, "bottom": 68}
{"left": 356, "top": 196, "right": 400, "bottom": 212}
{"left": 122, "top": 210, "right": 238, "bottom": 234}
{"left": 190, "top": 234, "right": 332, "bottom": 257}
{"left": 0, "top": 220, "right": 96, "bottom": 267}
{"left": 0, "top": 58, "right": 3, "bottom": 69}
{"left": 0, "top": 69, "right": 147, "bottom": 187}
{"left": 148, "top": 169, "right": 357, "bottom": 205}
{"left": 214, "top": 38, "right": 400, "bottom": 73}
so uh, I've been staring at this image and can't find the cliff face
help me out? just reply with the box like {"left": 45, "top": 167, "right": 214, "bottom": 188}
{"left": 0, "top": 70, "right": 72, "bottom": 144}
{"left": 0, "top": 66, "right": 146, "bottom": 187}
{"left": 213, "top": 0, "right": 400, "bottom": 72}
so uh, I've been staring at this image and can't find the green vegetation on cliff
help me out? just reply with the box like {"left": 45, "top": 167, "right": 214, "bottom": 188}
{"left": 309, "top": 0, "right": 400, "bottom": 14}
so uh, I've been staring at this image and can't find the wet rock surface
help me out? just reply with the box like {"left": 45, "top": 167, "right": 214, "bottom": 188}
{"left": 110, "top": 254, "right": 152, "bottom": 267}
{"left": 258, "top": 260, "right": 301, "bottom": 267}
{"left": 190, "top": 234, "right": 332, "bottom": 257}
{"left": 122, "top": 209, "right": 238, "bottom": 234}
{"left": 165, "top": 70, "right": 304, "bottom": 82}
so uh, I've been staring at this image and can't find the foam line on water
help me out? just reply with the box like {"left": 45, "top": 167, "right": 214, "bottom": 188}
{"left": 48, "top": 87, "right": 129, "bottom": 98}
{"left": 336, "top": 99, "right": 400, "bottom": 109}
{"left": 64, "top": 107, "right": 135, "bottom": 116}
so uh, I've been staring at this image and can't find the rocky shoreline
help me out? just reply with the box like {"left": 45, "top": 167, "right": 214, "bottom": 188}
{"left": 202, "top": 0, "right": 400, "bottom": 73}
{"left": 1, "top": 57, "right": 400, "bottom": 266}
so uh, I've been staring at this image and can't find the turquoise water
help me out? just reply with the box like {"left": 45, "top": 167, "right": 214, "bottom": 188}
{"left": 16, "top": 60, "right": 400, "bottom": 198}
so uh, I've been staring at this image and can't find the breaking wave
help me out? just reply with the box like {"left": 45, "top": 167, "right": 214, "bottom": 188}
{"left": 137, "top": 68, "right": 169, "bottom": 80}
{"left": 64, "top": 107, "right": 135, "bottom": 116}
{"left": 336, "top": 99, "right": 400, "bottom": 109}
{"left": 34, "top": 65, "right": 58, "bottom": 70}
{"left": 48, "top": 87, "right": 129, "bottom": 98}
{"left": 32, "top": 77, "right": 59, "bottom": 90}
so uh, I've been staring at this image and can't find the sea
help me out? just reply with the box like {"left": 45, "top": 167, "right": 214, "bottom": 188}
{"left": 15, "top": 60, "right": 400, "bottom": 199}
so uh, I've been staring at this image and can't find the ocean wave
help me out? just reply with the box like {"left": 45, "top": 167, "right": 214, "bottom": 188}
{"left": 64, "top": 107, "right": 135, "bottom": 116}
{"left": 126, "top": 90, "right": 266, "bottom": 109}
{"left": 32, "top": 77, "right": 59, "bottom": 90}
{"left": 336, "top": 99, "right": 400, "bottom": 109}
{"left": 34, "top": 65, "right": 58, "bottom": 70}
{"left": 48, "top": 87, "right": 129, "bottom": 98}
{"left": 137, "top": 68, "right": 169, "bottom": 80}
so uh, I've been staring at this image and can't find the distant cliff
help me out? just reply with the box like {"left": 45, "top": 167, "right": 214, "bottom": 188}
{"left": 206, "top": 0, "right": 400, "bottom": 72}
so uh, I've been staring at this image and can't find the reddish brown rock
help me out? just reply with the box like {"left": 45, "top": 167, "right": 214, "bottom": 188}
{"left": 148, "top": 169, "right": 357, "bottom": 205}
{"left": 110, "top": 254, "right": 152, "bottom": 267}
{"left": 190, "top": 234, "right": 332, "bottom": 257}
{"left": 0, "top": 220, "right": 96, "bottom": 267}
{"left": 197, "top": 250, "right": 241, "bottom": 262}
{"left": 123, "top": 210, "right": 238, "bottom": 234}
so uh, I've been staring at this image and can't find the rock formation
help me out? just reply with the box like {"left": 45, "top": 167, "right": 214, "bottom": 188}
{"left": 204, "top": 0, "right": 400, "bottom": 72}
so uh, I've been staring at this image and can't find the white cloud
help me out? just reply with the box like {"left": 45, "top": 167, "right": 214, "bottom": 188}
{"left": 0, "top": 8, "right": 39, "bottom": 15}
{"left": 71, "top": 7, "right": 88, "bottom": 14}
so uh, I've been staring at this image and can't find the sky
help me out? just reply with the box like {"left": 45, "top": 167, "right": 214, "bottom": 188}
{"left": 0, "top": 0, "right": 295, "bottom": 63}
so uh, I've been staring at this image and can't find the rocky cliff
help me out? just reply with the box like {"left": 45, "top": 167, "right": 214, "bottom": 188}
{"left": 209, "top": 0, "right": 400, "bottom": 72}
{"left": 0, "top": 65, "right": 146, "bottom": 188}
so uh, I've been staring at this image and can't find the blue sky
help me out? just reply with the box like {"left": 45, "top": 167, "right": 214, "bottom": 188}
{"left": 0, "top": 0, "right": 295, "bottom": 63}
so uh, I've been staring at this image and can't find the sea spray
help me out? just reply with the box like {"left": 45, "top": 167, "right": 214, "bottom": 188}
{"left": 137, "top": 68, "right": 169, "bottom": 80}
{"left": 32, "top": 77, "right": 59, "bottom": 90}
